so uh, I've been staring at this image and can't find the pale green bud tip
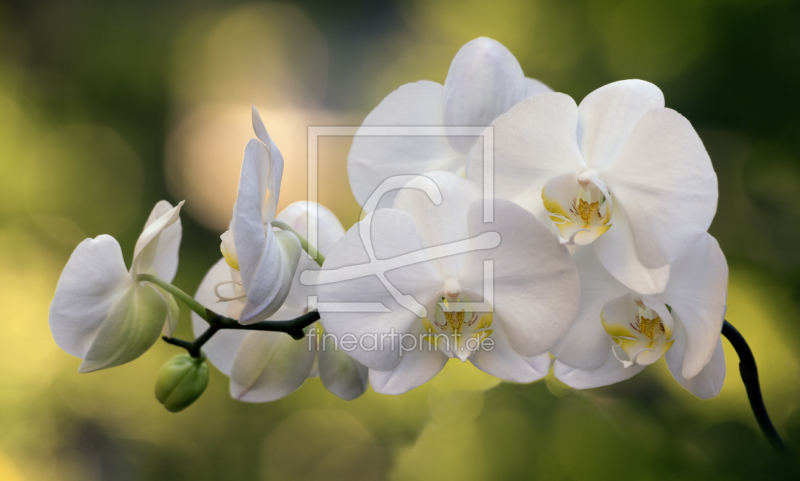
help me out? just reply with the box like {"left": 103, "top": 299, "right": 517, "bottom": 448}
{"left": 155, "top": 353, "right": 210, "bottom": 413}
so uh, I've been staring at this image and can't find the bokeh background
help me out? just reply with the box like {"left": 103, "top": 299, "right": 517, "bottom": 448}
{"left": 1, "top": 0, "right": 800, "bottom": 479}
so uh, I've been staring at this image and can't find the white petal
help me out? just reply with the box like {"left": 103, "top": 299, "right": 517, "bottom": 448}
{"left": 577, "top": 79, "right": 664, "bottom": 169}
{"left": 251, "top": 105, "right": 270, "bottom": 148}
{"left": 251, "top": 106, "right": 284, "bottom": 223}
{"left": 132, "top": 201, "right": 183, "bottom": 277}
{"left": 232, "top": 139, "right": 301, "bottom": 323}
{"left": 316, "top": 209, "right": 443, "bottom": 371}
{"left": 318, "top": 330, "right": 370, "bottom": 400}
{"left": 347, "top": 81, "right": 463, "bottom": 208}
{"left": 368, "top": 328, "right": 448, "bottom": 395}
{"left": 238, "top": 229, "right": 302, "bottom": 324}
{"left": 666, "top": 328, "right": 725, "bottom": 399}
{"left": 664, "top": 233, "right": 728, "bottom": 379}
{"left": 443, "top": 37, "right": 526, "bottom": 153}
{"left": 469, "top": 313, "right": 551, "bottom": 383}
{"left": 79, "top": 283, "right": 168, "bottom": 372}
{"left": 49, "top": 235, "right": 132, "bottom": 359}
{"left": 550, "top": 246, "right": 630, "bottom": 370}
{"left": 276, "top": 201, "right": 346, "bottom": 256}
{"left": 592, "top": 197, "right": 670, "bottom": 294}
{"left": 525, "top": 78, "right": 554, "bottom": 97}
{"left": 466, "top": 93, "right": 585, "bottom": 216}
{"left": 232, "top": 139, "right": 270, "bottom": 288}
{"left": 138, "top": 200, "right": 183, "bottom": 282}
{"left": 229, "top": 330, "right": 316, "bottom": 403}
{"left": 193, "top": 256, "right": 312, "bottom": 376}
{"left": 158, "top": 287, "right": 180, "bottom": 337}
{"left": 391, "top": 171, "right": 481, "bottom": 279}
{"left": 277, "top": 202, "right": 346, "bottom": 311}
{"left": 192, "top": 258, "right": 249, "bottom": 376}
{"left": 459, "top": 199, "right": 580, "bottom": 357}
{"left": 554, "top": 345, "right": 646, "bottom": 389}
{"left": 602, "top": 108, "right": 718, "bottom": 268}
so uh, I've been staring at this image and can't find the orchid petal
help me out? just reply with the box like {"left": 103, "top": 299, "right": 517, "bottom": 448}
{"left": 368, "top": 323, "right": 448, "bottom": 395}
{"left": 666, "top": 325, "right": 725, "bottom": 399}
{"left": 79, "top": 283, "right": 168, "bottom": 373}
{"left": 49, "top": 235, "right": 131, "bottom": 359}
{"left": 232, "top": 139, "right": 270, "bottom": 285}
{"left": 469, "top": 312, "right": 551, "bottom": 383}
{"left": 347, "top": 81, "right": 462, "bottom": 207}
{"left": 551, "top": 246, "right": 629, "bottom": 370}
{"left": 603, "top": 108, "right": 718, "bottom": 268}
{"left": 318, "top": 330, "right": 370, "bottom": 400}
{"left": 238, "top": 229, "right": 302, "bottom": 324}
{"left": 459, "top": 199, "right": 580, "bottom": 357}
{"left": 251, "top": 106, "right": 284, "bottom": 223}
{"left": 229, "top": 330, "right": 316, "bottom": 403}
{"left": 443, "top": 37, "right": 526, "bottom": 153}
{"left": 232, "top": 138, "right": 300, "bottom": 323}
{"left": 577, "top": 79, "right": 664, "bottom": 169}
{"left": 316, "top": 209, "right": 443, "bottom": 371}
{"left": 391, "top": 172, "right": 481, "bottom": 279}
{"left": 276, "top": 201, "right": 346, "bottom": 256}
{"left": 466, "top": 93, "right": 585, "bottom": 216}
{"left": 192, "top": 258, "right": 249, "bottom": 375}
{"left": 554, "top": 345, "right": 646, "bottom": 389}
{"left": 593, "top": 196, "right": 670, "bottom": 294}
{"left": 132, "top": 201, "right": 183, "bottom": 277}
{"left": 158, "top": 286, "right": 180, "bottom": 337}
{"left": 525, "top": 77, "right": 553, "bottom": 97}
{"left": 664, "top": 233, "right": 728, "bottom": 379}
{"left": 277, "top": 202, "right": 346, "bottom": 311}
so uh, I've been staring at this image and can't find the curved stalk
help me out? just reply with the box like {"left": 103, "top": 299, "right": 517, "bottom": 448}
{"left": 272, "top": 220, "right": 325, "bottom": 267}
{"left": 137, "top": 274, "right": 321, "bottom": 357}
{"left": 721, "top": 320, "right": 786, "bottom": 453}
{"left": 162, "top": 310, "right": 321, "bottom": 358}
{"left": 137, "top": 274, "right": 211, "bottom": 323}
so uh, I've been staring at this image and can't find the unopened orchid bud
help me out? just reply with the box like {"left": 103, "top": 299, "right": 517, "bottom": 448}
{"left": 155, "top": 353, "right": 209, "bottom": 412}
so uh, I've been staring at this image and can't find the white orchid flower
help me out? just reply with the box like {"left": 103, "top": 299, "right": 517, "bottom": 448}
{"left": 315, "top": 172, "right": 580, "bottom": 394}
{"left": 193, "top": 202, "right": 369, "bottom": 402}
{"left": 49, "top": 200, "right": 184, "bottom": 372}
{"left": 219, "top": 106, "right": 302, "bottom": 324}
{"left": 348, "top": 37, "right": 552, "bottom": 207}
{"left": 552, "top": 233, "right": 728, "bottom": 399}
{"left": 468, "top": 80, "right": 718, "bottom": 294}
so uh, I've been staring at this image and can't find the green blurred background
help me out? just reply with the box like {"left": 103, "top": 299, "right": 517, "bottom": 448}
{"left": 1, "top": 0, "right": 800, "bottom": 479}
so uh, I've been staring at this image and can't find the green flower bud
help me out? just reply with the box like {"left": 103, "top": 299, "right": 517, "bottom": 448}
{"left": 155, "top": 353, "right": 209, "bottom": 412}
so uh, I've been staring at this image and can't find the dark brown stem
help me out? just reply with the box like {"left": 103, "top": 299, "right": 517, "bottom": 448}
{"left": 721, "top": 320, "right": 786, "bottom": 453}
{"left": 163, "top": 309, "right": 320, "bottom": 358}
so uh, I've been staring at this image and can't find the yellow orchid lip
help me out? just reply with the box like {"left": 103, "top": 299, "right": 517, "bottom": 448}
{"left": 600, "top": 293, "right": 675, "bottom": 368}
{"left": 421, "top": 292, "right": 493, "bottom": 362}
{"left": 541, "top": 171, "right": 612, "bottom": 246}
{"left": 220, "top": 230, "right": 240, "bottom": 271}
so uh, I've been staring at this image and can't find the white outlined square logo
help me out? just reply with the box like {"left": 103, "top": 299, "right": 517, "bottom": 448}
{"left": 299, "top": 125, "right": 495, "bottom": 316}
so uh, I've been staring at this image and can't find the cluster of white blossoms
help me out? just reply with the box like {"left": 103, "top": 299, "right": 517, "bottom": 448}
{"left": 48, "top": 37, "right": 728, "bottom": 410}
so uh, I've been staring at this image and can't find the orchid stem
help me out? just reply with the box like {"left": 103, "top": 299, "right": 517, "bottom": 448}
{"left": 162, "top": 309, "right": 321, "bottom": 358}
{"left": 137, "top": 274, "right": 211, "bottom": 323}
{"left": 721, "top": 320, "right": 786, "bottom": 453}
{"left": 272, "top": 220, "right": 325, "bottom": 267}
{"left": 137, "top": 265, "right": 321, "bottom": 358}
